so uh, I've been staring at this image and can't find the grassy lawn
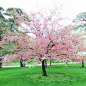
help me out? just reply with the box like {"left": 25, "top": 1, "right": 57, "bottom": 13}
{"left": 2, "top": 62, "right": 21, "bottom": 66}
{"left": 2, "top": 61, "right": 37, "bottom": 66}
{"left": 2, "top": 61, "right": 54, "bottom": 66}
{"left": 0, "top": 63, "right": 86, "bottom": 86}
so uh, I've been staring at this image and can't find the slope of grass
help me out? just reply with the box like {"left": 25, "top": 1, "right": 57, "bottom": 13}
{"left": 0, "top": 63, "right": 86, "bottom": 86}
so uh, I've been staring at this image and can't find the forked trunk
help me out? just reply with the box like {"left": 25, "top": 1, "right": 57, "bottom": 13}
{"left": 82, "top": 59, "right": 84, "bottom": 67}
{"left": 20, "top": 60, "right": 25, "bottom": 67}
{"left": 42, "top": 60, "right": 47, "bottom": 76}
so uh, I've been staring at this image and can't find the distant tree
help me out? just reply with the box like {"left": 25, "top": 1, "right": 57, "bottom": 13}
{"left": 73, "top": 12, "right": 86, "bottom": 67}
{"left": 73, "top": 12, "right": 86, "bottom": 22}
{"left": 0, "top": 7, "right": 27, "bottom": 68}
{"left": 0, "top": 7, "right": 5, "bottom": 34}
{"left": 73, "top": 12, "right": 86, "bottom": 31}
{"left": 0, "top": 7, "right": 5, "bottom": 68}
{"left": 4, "top": 8, "right": 23, "bottom": 31}
{"left": 5, "top": 8, "right": 30, "bottom": 67}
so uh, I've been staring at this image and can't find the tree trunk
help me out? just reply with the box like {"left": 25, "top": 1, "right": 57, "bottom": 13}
{"left": 20, "top": 60, "right": 24, "bottom": 67}
{"left": 50, "top": 60, "right": 52, "bottom": 66}
{"left": 44, "top": 60, "right": 47, "bottom": 68}
{"left": 82, "top": 60, "right": 84, "bottom": 67}
{"left": 0, "top": 58, "right": 2, "bottom": 68}
{"left": 42, "top": 60, "right": 47, "bottom": 76}
{"left": 0, "top": 63, "right": 2, "bottom": 68}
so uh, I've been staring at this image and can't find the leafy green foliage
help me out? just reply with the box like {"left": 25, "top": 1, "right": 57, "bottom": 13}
{"left": 73, "top": 12, "right": 86, "bottom": 22}
{"left": 6, "top": 7, "right": 23, "bottom": 16}
{"left": 0, "top": 7, "right": 4, "bottom": 11}
{"left": 0, "top": 29, "right": 3, "bottom": 35}
{"left": 73, "top": 12, "right": 86, "bottom": 31}
{"left": 0, "top": 7, "right": 4, "bottom": 20}
{"left": 3, "top": 13, "right": 11, "bottom": 16}
{"left": 74, "top": 25, "right": 86, "bottom": 30}
{"left": 0, "top": 12, "right": 4, "bottom": 19}
{"left": 0, "top": 7, "right": 4, "bottom": 42}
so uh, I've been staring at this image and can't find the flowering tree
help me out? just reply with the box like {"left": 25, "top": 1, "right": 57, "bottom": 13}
{"left": 0, "top": 7, "right": 29, "bottom": 67}
{"left": 0, "top": 8, "right": 86, "bottom": 76}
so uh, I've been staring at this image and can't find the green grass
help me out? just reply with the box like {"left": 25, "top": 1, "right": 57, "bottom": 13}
{"left": 2, "top": 61, "right": 36, "bottom": 66}
{"left": 2, "top": 62, "right": 20, "bottom": 66}
{"left": 2, "top": 61, "right": 53, "bottom": 66}
{"left": 0, "top": 63, "right": 86, "bottom": 86}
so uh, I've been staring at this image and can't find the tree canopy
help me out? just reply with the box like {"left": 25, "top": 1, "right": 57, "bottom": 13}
{"left": 73, "top": 12, "right": 86, "bottom": 31}
{"left": 73, "top": 12, "right": 86, "bottom": 22}
{"left": 0, "top": 8, "right": 86, "bottom": 75}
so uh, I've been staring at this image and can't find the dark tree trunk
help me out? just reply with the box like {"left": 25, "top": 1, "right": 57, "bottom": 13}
{"left": 0, "top": 63, "right": 2, "bottom": 68}
{"left": 42, "top": 60, "right": 47, "bottom": 76}
{"left": 20, "top": 60, "right": 25, "bottom": 67}
{"left": 0, "top": 58, "right": 2, "bottom": 68}
{"left": 44, "top": 60, "right": 47, "bottom": 68}
{"left": 82, "top": 60, "right": 84, "bottom": 67}
{"left": 50, "top": 60, "right": 52, "bottom": 66}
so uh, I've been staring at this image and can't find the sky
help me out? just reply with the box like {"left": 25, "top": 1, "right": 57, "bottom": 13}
{"left": 0, "top": 0, "right": 86, "bottom": 24}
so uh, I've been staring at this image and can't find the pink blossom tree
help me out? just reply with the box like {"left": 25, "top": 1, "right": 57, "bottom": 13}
{"left": 0, "top": 8, "right": 86, "bottom": 76}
